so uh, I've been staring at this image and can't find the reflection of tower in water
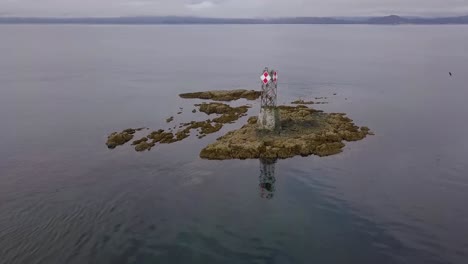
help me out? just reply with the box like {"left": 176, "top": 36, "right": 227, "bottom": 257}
{"left": 259, "top": 158, "right": 277, "bottom": 199}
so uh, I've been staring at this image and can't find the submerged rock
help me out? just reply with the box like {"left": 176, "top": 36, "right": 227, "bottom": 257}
{"left": 291, "top": 100, "right": 328, "bottom": 105}
{"left": 291, "top": 97, "right": 328, "bottom": 105}
{"left": 166, "top": 116, "right": 174, "bottom": 123}
{"left": 200, "top": 105, "right": 373, "bottom": 160}
{"left": 179, "top": 89, "right": 261, "bottom": 101}
{"left": 291, "top": 100, "right": 315, "bottom": 105}
{"left": 122, "top": 127, "right": 145, "bottom": 134}
{"left": 141, "top": 118, "right": 225, "bottom": 148}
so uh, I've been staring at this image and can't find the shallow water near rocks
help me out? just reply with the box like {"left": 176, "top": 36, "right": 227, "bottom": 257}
{"left": 1, "top": 25, "right": 468, "bottom": 264}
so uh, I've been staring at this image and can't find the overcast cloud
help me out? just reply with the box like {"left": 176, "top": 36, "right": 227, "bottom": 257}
{"left": 1, "top": 0, "right": 468, "bottom": 17}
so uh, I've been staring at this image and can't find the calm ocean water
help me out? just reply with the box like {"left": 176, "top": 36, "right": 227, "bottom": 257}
{"left": 1, "top": 25, "right": 468, "bottom": 264}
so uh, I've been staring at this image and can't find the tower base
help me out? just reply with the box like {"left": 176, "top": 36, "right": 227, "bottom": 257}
{"left": 257, "top": 107, "right": 280, "bottom": 131}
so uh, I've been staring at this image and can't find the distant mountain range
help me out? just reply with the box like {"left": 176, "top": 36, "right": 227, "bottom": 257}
{"left": 1, "top": 15, "right": 468, "bottom": 25}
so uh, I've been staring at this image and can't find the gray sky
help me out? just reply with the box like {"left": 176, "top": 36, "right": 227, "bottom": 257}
{"left": 1, "top": 0, "right": 468, "bottom": 17}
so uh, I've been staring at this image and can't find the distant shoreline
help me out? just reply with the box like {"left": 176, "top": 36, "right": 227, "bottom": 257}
{"left": 1, "top": 15, "right": 468, "bottom": 25}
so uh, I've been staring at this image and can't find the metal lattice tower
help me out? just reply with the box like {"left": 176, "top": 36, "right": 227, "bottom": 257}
{"left": 258, "top": 67, "right": 280, "bottom": 131}
{"left": 260, "top": 67, "right": 278, "bottom": 108}
{"left": 259, "top": 158, "right": 277, "bottom": 199}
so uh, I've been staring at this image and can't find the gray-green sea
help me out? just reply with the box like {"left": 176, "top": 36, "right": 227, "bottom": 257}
{"left": 1, "top": 25, "right": 468, "bottom": 264}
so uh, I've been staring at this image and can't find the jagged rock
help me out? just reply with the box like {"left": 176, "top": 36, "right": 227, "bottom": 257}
{"left": 197, "top": 102, "right": 249, "bottom": 124}
{"left": 132, "top": 137, "right": 148, "bottom": 145}
{"left": 106, "top": 131, "right": 134, "bottom": 149}
{"left": 248, "top": 116, "right": 258, "bottom": 124}
{"left": 200, "top": 105, "right": 373, "bottom": 160}
{"left": 198, "top": 102, "right": 249, "bottom": 115}
{"left": 135, "top": 141, "right": 155, "bottom": 152}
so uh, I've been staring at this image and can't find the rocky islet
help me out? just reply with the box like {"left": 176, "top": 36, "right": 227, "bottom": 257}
{"left": 106, "top": 90, "right": 372, "bottom": 159}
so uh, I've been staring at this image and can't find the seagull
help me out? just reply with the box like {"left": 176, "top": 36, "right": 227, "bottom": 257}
{"left": 449, "top": 72, "right": 452, "bottom": 76}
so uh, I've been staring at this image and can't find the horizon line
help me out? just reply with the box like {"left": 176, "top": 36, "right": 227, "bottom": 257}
{"left": 1, "top": 14, "right": 468, "bottom": 25}
{"left": 0, "top": 14, "right": 467, "bottom": 19}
